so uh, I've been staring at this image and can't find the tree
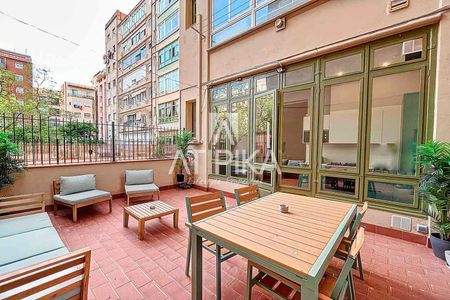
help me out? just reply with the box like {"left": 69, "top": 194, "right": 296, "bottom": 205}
{"left": 0, "top": 132, "right": 24, "bottom": 190}
{"left": 62, "top": 123, "right": 100, "bottom": 144}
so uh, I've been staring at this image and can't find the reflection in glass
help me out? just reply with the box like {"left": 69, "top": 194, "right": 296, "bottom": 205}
{"left": 211, "top": 104, "right": 227, "bottom": 160}
{"left": 230, "top": 101, "right": 249, "bottom": 161}
{"left": 255, "top": 94, "right": 274, "bottom": 163}
{"left": 321, "top": 81, "right": 360, "bottom": 171}
{"left": 368, "top": 181, "right": 414, "bottom": 205}
{"left": 281, "top": 90, "right": 311, "bottom": 167}
{"left": 281, "top": 173, "right": 309, "bottom": 189}
{"left": 255, "top": 74, "right": 278, "bottom": 94}
{"left": 231, "top": 80, "right": 250, "bottom": 98}
{"left": 231, "top": 164, "right": 247, "bottom": 179}
{"left": 212, "top": 16, "right": 252, "bottom": 46}
{"left": 369, "top": 70, "right": 421, "bottom": 176}
{"left": 321, "top": 176, "right": 356, "bottom": 195}
{"left": 285, "top": 65, "right": 313, "bottom": 86}
{"left": 325, "top": 53, "right": 362, "bottom": 78}
{"left": 254, "top": 170, "right": 272, "bottom": 184}
{"left": 211, "top": 163, "right": 227, "bottom": 176}
{"left": 374, "top": 38, "right": 423, "bottom": 68}
{"left": 256, "top": 0, "right": 308, "bottom": 25}
{"left": 211, "top": 86, "right": 227, "bottom": 101}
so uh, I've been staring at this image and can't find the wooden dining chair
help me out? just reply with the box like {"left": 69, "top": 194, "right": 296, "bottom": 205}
{"left": 185, "top": 191, "right": 236, "bottom": 298}
{"left": 234, "top": 185, "right": 260, "bottom": 206}
{"left": 335, "top": 201, "right": 368, "bottom": 279}
{"left": 246, "top": 227, "right": 365, "bottom": 300}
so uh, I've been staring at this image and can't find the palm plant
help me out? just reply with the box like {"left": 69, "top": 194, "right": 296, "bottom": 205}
{"left": 0, "top": 132, "right": 24, "bottom": 190}
{"left": 175, "top": 130, "right": 194, "bottom": 183}
{"left": 417, "top": 141, "right": 450, "bottom": 241}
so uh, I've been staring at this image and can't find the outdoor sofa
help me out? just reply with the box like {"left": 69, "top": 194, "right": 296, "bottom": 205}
{"left": 0, "top": 193, "right": 91, "bottom": 299}
{"left": 53, "top": 174, "right": 112, "bottom": 222}
{"left": 125, "top": 169, "right": 160, "bottom": 205}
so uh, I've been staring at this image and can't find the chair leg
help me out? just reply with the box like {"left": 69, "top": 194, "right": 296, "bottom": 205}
{"left": 348, "top": 273, "right": 355, "bottom": 300}
{"left": 357, "top": 253, "right": 364, "bottom": 280}
{"left": 53, "top": 202, "right": 58, "bottom": 215}
{"left": 72, "top": 206, "right": 77, "bottom": 222}
{"left": 216, "top": 245, "right": 222, "bottom": 299}
{"left": 109, "top": 198, "right": 112, "bottom": 213}
{"left": 185, "top": 235, "right": 192, "bottom": 276}
{"left": 246, "top": 262, "right": 253, "bottom": 300}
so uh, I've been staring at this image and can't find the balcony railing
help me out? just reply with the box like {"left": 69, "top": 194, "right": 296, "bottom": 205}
{"left": 1, "top": 114, "right": 179, "bottom": 166}
{"left": 69, "top": 92, "right": 94, "bottom": 100}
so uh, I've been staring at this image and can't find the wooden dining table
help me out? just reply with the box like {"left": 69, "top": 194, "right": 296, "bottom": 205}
{"left": 190, "top": 192, "right": 357, "bottom": 299}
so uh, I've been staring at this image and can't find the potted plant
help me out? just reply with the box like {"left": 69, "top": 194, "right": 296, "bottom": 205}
{"left": 175, "top": 130, "right": 194, "bottom": 189}
{"left": 417, "top": 140, "right": 450, "bottom": 260}
{"left": 0, "top": 132, "right": 24, "bottom": 190}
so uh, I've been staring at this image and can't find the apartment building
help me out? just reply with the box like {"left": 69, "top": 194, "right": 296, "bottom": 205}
{"left": 60, "top": 82, "right": 95, "bottom": 122}
{"left": 116, "top": 0, "right": 152, "bottom": 128}
{"left": 92, "top": 70, "right": 106, "bottom": 125}
{"left": 104, "top": 10, "right": 126, "bottom": 132}
{"left": 176, "top": 0, "right": 450, "bottom": 239}
{"left": 0, "top": 48, "right": 32, "bottom": 104}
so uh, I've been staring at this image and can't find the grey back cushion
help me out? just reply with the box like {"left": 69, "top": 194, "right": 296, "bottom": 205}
{"left": 126, "top": 170, "right": 153, "bottom": 185}
{"left": 60, "top": 174, "right": 96, "bottom": 195}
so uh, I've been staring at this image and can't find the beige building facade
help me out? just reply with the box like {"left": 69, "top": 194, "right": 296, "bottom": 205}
{"left": 61, "top": 82, "right": 95, "bottom": 122}
{"left": 176, "top": 0, "right": 450, "bottom": 237}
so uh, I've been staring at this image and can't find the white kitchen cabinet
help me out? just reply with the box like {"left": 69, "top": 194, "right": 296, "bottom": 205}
{"left": 329, "top": 110, "right": 359, "bottom": 143}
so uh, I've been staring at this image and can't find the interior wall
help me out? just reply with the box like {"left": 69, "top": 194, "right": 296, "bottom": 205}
{"left": 0, "top": 160, "right": 177, "bottom": 205}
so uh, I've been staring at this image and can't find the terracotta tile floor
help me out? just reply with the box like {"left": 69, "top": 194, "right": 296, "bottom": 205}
{"left": 49, "top": 189, "right": 450, "bottom": 300}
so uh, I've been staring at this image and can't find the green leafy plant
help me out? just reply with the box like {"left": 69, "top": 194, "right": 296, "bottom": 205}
{"left": 417, "top": 141, "right": 450, "bottom": 240}
{"left": 175, "top": 130, "right": 194, "bottom": 177}
{"left": 0, "top": 132, "right": 24, "bottom": 190}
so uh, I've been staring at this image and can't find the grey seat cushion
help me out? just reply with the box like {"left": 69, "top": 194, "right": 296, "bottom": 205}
{"left": 126, "top": 170, "right": 154, "bottom": 185}
{"left": 60, "top": 174, "right": 96, "bottom": 195}
{"left": 0, "top": 212, "right": 53, "bottom": 238}
{"left": 54, "top": 189, "right": 111, "bottom": 205}
{"left": 125, "top": 183, "right": 159, "bottom": 195}
{"left": 0, "top": 227, "right": 66, "bottom": 267}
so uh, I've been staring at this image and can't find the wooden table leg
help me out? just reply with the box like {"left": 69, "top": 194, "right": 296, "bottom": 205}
{"left": 138, "top": 220, "right": 145, "bottom": 240}
{"left": 191, "top": 229, "right": 203, "bottom": 300}
{"left": 301, "top": 284, "right": 318, "bottom": 299}
{"left": 123, "top": 210, "right": 129, "bottom": 228}
{"left": 173, "top": 210, "right": 179, "bottom": 228}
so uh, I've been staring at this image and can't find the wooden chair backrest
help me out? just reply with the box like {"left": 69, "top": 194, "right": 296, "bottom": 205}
{"left": 0, "top": 193, "right": 45, "bottom": 220}
{"left": 348, "top": 202, "right": 368, "bottom": 241}
{"left": 53, "top": 180, "right": 61, "bottom": 195}
{"left": 185, "top": 192, "right": 226, "bottom": 223}
{"left": 235, "top": 185, "right": 259, "bottom": 206}
{"left": 331, "top": 228, "right": 365, "bottom": 299}
{"left": 0, "top": 248, "right": 91, "bottom": 300}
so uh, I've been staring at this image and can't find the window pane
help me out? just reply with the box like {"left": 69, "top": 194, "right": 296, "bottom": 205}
{"left": 281, "top": 90, "right": 311, "bottom": 167}
{"left": 231, "top": 164, "right": 247, "bottom": 179}
{"left": 321, "top": 81, "right": 360, "bottom": 171}
{"left": 211, "top": 104, "right": 227, "bottom": 160}
{"left": 255, "top": 93, "right": 274, "bottom": 163}
{"left": 374, "top": 38, "right": 423, "bottom": 68}
{"left": 281, "top": 172, "right": 309, "bottom": 189}
{"left": 212, "top": 86, "right": 227, "bottom": 101}
{"left": 254, "top": 170, "right": 272, "bottom": 184}
{"left": 212, "top": 163, "right": 227, "bottom": 176}
{"left": 212, "top": 15, "right": 252, "bottom": 46}
{"left": 213, "top": 0, "right": 229, "bottom": 29}
{"left": 368, "top": 181, "right": 415, "bottom": 205}
{"left": 256, "top": 0, "right": 308, "bottom": 25}
{"left": 230, "top": 101, "right": 249, "bottom": 161}
{"left": 285, "top": 65, "right": 313, "bottom": 86}
{"left": 321, "top": 176, "right": 356, "bottom": 195}
{"left": 255, "top": 74, "right": 277, "bottom": 94}
{"left": 369, "top": 70, "right": 421, "bottom": 176}
{"left": 231, "top": 0, "right": 250, "bottom": 19}
{"left": 231, "top": 80, "right": 250, "bottom": 98}
{"left": 324, "top": 53, "right": 362, "bottom": 78}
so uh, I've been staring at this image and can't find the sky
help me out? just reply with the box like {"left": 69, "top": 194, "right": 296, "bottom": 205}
{"left": 0, "top": 0, "right": 137, "bottom": 88}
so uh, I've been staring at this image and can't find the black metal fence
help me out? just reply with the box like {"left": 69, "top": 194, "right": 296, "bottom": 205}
{"left": 1, "top": 114, "right": 179, "bottom": 166}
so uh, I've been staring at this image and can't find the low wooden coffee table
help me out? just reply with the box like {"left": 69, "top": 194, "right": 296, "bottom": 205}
{"left": 123, "top": 201, "right": 179, "bottom": 240}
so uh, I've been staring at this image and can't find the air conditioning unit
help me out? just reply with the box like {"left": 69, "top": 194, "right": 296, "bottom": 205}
{"left": 391, "top": 215, "right": 412, "bottom": 232}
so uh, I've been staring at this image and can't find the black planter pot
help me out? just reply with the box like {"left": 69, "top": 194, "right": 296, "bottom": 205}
{"left": 430, "top": 233, "right": 450, "bottom": 260}
{"left": 176, "top": 174, "right": 185, "bottom": 183}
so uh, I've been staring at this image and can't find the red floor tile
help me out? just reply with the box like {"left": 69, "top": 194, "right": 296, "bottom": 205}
{"left": 48, "top": 188, "right": 450, "bottom": 299}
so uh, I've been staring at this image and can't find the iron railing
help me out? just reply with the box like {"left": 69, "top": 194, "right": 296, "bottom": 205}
{"left": 1, "top": 114, "right": 179, "bottom": 166}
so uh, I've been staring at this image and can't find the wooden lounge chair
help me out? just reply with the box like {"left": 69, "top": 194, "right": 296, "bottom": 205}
{"left": 185, "top": 192, "right": 236, "bottom": 298}
{"left": 0, "top": 193, "right": 91, "bottom": 299}
{"left": 234, "top": 185, "right": 260, "bottom": 206}
{"left": 335, "top": 201, "right": 368, "bottom": 279}
{"left": 125, "top": 169, "right": 160, "bottom": 206}
{"left": 53, "top": 174, "right": 112, "bottom": 222}
{"left": 246, "top": 227, "right": 365, "bottom": 300}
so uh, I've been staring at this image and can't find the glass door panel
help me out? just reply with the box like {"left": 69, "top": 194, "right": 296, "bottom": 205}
{"left": 320, "top": 80, "right": 362, "bottom": 172}
{"left": 211, "top": 104, "right": 228, "bottom": 161}
{"left": 254, "top": 92, "right": 275, "bottom": 164}
{"left": 280, "top": 89, "right": 312, "bottom": 168}
{"left": 230, "top": 100, "right": 249, "bottom": 161}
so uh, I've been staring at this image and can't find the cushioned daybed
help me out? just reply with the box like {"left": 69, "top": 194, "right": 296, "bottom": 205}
{"left": 125, "top": 169, "right": 160, "bottom": 205}
{"left": 53, "top": 174, "right": 112, "bottom": 222}
{"left": 0, "top": 193, "right": 91, "bottom": 299}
